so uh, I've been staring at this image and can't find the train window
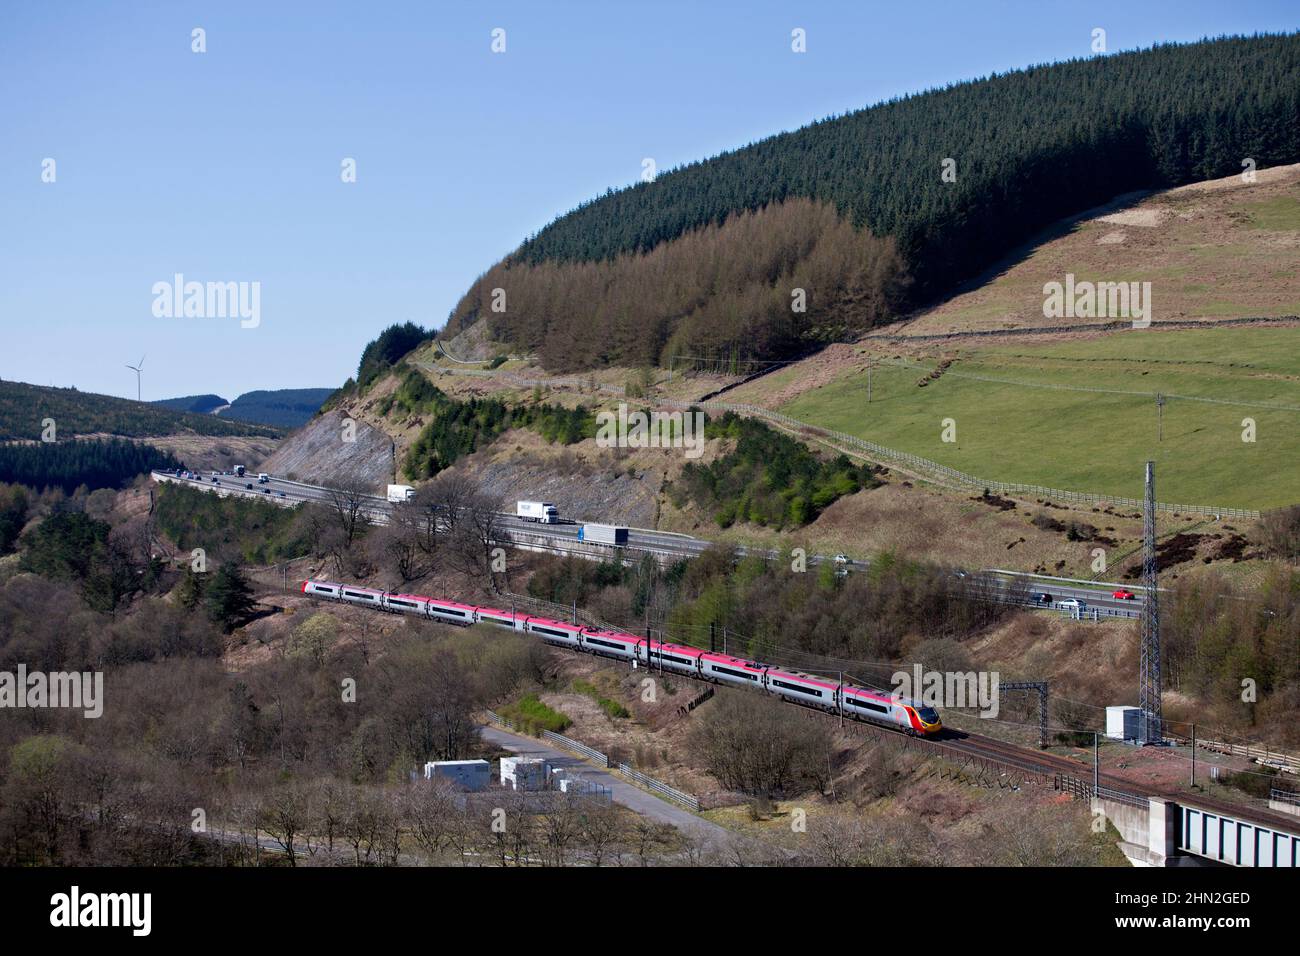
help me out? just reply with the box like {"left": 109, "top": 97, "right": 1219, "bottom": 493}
{"left": 531, "top": 626, "right": 573, "bottom": 638}
{"left": 388, "top": 599, "right": 416, "bottom": 608}
{"left": 432, "top": 607, "right": 468, "bottom": 618}
{"left": 772, "top": 680, "right": 823, "bottom": 698}
{"left": 344, "top": 591, "right": 374, "bottom": 600}
{"left": 655, "top": 653, "right": 692, "bottom": 665}
{"left": 710, "top": 665, "right": 757, "bottom": 681}
{"left": 585, "top": 637, "right": 628, "bottom": 650}
{"left": 848, "top": 697, "right": 889, "bottom": 714}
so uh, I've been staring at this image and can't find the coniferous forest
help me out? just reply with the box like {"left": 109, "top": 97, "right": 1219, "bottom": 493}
{"left": 447, "top": 34, "right": 1300, "bottom": 371}
{"left": 0, "top": 438, "right": 183, "bottom": 495}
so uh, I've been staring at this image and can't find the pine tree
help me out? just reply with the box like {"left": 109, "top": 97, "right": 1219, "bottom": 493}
{"left": 177, "top": 565, "right": 206, "bottom": 610}
{"left": 205, "top": 563, "right": 256, "bottom": 632}
{"left": 440, "top": 34, "right": 1300, "bottom": 370}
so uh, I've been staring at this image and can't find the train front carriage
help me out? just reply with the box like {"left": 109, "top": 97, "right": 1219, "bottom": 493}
{"left": 302, "top": 581, "right": 342, "bottom": 600}
{"left": 907, "top": 703, "right": 943, "bottom": 735}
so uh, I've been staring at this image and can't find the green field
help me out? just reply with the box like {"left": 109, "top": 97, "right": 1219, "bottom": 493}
{"left": 780, "top": 328, "right": 1300, "bottom": 510}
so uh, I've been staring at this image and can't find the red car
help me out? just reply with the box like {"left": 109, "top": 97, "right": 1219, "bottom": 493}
{"left": 1112, "top": 589, "right": 1137, "bottom": 600}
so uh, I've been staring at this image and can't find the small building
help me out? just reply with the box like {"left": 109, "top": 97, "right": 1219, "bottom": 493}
{"left": 1105, "top": 706, "right": 1142, "bottom": 742}
{"left": 424, "top": 759, "right": 490, "bottom": 792}
{"left": 558, "top": 776, "right": 613, "bottom": 803}
{"left": 500, "top": 756, "right": 549, "bottom": 791}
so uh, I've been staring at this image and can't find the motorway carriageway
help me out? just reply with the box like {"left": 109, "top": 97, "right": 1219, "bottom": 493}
{"left": 150, "top": 471, "right": 1145, "bottom": 618}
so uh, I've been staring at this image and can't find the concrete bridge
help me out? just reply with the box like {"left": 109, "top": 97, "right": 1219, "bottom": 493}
{"left": 1095, "top": 791, "right": 1299, "bottom": 867}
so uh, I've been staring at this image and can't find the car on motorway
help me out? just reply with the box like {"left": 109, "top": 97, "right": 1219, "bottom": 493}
{"left": 245, "top": 483, "right": 254, "bottom": 490}
{"left": 1059, "top": 597, "right": 1085, "bottom": 610}
{"left": 833, "top": 553, "right": 850, "bottom": 565}
{"left": 1112, "top": 589, "right": 1137, "bottom": 600}
{"left": 278, "top": 492, "right": 286, "bottom": 497}
{"left": 1034, "top": 592, "right": 1052, "bottom": 604}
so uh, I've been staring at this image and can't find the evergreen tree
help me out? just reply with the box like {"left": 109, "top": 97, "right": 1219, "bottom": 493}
{"left": 177, "top": 565, "right": 206, "bottom": 610}
{"left": 205, "top": 563, "right": 256, "bottom": 632}
{"left": 442, "top": 34, "right": 1300, "bottom": 370}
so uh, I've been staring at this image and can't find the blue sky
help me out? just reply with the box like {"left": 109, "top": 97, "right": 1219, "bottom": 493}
{"left": 1, "top": 1, "right": 1296, "bottom": 401}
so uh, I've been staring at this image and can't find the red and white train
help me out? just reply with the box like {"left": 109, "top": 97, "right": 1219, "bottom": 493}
{"left": 302, "top": 580, "right": 942, "bottom": 736}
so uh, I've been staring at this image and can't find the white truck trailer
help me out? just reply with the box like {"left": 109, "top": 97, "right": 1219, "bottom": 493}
{"left": 578, "top": 523, "right": 629, "bottom": 546}
{"left": 387, "top": 484, "right": 416, "bottom": 503}
{"left": 517, "top": 500, "right": 559, "bottom": 523}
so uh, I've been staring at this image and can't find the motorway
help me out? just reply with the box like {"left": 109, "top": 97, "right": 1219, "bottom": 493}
{"left": 151, "top": 470, "right": 1145, "bottom": 618}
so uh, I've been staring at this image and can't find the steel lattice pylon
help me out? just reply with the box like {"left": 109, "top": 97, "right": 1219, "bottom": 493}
{"left": 1139, "top": 461, "right": 1163, "bottom": 744}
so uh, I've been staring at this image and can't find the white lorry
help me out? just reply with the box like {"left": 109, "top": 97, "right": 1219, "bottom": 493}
{"left": 517, "top": 500, "right": 559, "bottom": 524}
{"left": 578, "top": 523, "right": 629, "bottom": 546}
{"left": 387, "top": 484, "right": 416, "bottom": 503}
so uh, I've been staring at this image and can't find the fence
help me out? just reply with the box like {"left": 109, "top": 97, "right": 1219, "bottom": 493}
{"left": 657, "top": 400, "right": 1262, "bottom": 519}
{"left": 613, "top": 763, "right": 701, "bottom": 812}
{"left": 1054, "top": 773, "right": 1148, "bottom": 808}
{"left": 419, "top": 345, "right": 1275, "bottom": 519}
{"left": 679, "top": 686, "right": 715, "bottom": 717}
{"left": 1195, "top": 738, "right": 1300, "bottom": 773}
{"left": 540, "top": 730, "right": 608, "bottom": 765}
{"left": 484, "top": 711, "right": 701, "bottom": 811}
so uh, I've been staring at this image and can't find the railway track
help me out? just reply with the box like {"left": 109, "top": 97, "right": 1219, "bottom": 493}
{"left": 798, "top": 703, "right": 1300, "bottom": 831}
{"left": 296, "top": 581, "right": 1297, "bottom": 836}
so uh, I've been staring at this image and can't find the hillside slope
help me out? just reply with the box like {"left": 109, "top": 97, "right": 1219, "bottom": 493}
{"left": 0, "top": 380, "right": 281, "bottom": 441}
{"left": 899, "top": 163, "right": 1300, "bottom": 334}
{"left": 221, "top": 388, "right": 334, "bottom": 429}
{"left": 256, "top": 408, "right": 394, "bottom": 489}
{"left": 721, "top": 168, "right": 1300, "bottom": 511}
{"left": 449, "top": 33, "right": 1300, "bottom": 370}
{"left": 153, "top": 393, "right": 228, "bottom": 415}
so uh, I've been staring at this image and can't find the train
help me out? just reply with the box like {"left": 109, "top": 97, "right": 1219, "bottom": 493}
{"left": 302, "top": 580, "right": 942, "bottom": 736}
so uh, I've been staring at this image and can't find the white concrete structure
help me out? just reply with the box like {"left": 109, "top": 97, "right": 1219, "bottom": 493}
{"left": 1105, "top": 705, "right": 1141, "bottom": 742}
{"left": 500, "top": 756, "right": 549, "bottom": 791}
{"left": 424, "top": 759, "right": 490, "bottom": 791}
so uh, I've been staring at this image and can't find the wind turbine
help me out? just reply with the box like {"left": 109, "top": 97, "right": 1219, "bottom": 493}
{"left": 126, "top": 355, "right": 145, "bottom": 402}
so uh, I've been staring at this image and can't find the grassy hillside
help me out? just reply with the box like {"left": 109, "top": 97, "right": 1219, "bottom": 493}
{"left": 906, "top": 164, "right": 1300, "bottom": 334}
{"left": 450, "top": 33, "right": 1300, "bottom": 369}
{"left": 773, "top": 327, "right": 1300, "bottom": 510}
{"left": 0, "top": 380, "right": 282, "bottom": 441}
